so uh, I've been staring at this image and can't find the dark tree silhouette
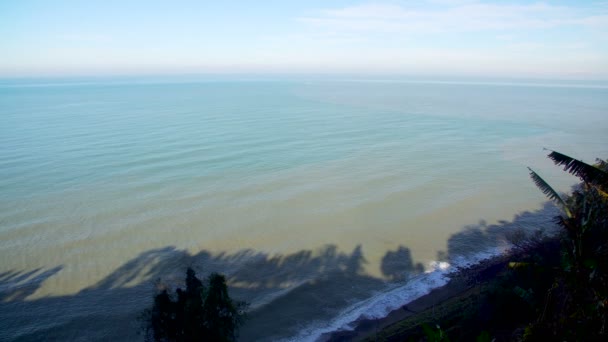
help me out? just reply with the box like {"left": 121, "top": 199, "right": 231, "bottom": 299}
{"left": 527, "top": 151, "right": 608, "bottom": 339}
{"left": 145, "top": 268, "right": 246, "bottom": 342}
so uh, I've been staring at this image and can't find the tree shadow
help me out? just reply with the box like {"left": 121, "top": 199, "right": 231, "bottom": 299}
{"left": 381, "top": 246, "right": 424, "bottom": 281}
{"left": 0, "top": 267, "right": 63, "bottom": 302}
{"left": 443, "top": 201, "right": 560, "bottom": 262}
{"left": 0, "top": 202, "right": 560, "bottom": 341}
{"left": 0, "top": 243, "right": 426, "bottom": 341}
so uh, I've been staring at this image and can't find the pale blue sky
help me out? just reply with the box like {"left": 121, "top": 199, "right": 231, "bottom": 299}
{"left": 1, "top": 0, "right": 607, "bottom": 79}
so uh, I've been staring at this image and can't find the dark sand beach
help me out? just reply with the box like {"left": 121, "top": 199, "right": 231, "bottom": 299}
{"left": 324, "top": 253, "right": 514, "bottom": 341}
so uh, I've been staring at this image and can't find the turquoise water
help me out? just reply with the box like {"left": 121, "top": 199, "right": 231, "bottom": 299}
{"left": 1, "top": 77, "right": 607, "bottom": 340}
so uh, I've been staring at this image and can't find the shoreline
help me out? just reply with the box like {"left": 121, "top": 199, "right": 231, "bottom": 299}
{"left": 322, "top": 252, "right": 514, "bottom": 341}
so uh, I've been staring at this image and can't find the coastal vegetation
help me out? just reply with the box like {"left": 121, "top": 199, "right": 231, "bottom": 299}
{"left": 524, "top": 151, "right": 608, "bottom": 339}
{"left": 140, "top": 151, "right": 607, "bottom": 341}
{"left": 366, "top": 151, "right": 608, "bottom": 341}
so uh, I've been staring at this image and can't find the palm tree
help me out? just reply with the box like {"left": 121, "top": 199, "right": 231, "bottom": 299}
{"left": 529, "top": 150, "right": 608, "bottom": 268}
{"left": 528, "top": 150, "right": 608, "bottom": 337}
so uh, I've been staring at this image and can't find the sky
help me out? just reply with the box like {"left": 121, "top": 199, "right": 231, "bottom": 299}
{"left": 1, "top": 0, "right": 607, "bottom": 79}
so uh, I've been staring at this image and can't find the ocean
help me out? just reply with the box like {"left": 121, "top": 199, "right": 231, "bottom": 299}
{"left": 1, "top": 76, "right": 607, "bottom": 341}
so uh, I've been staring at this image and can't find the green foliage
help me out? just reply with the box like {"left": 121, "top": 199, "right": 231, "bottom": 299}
{"left": 144, "top": 268, "right": 247, "bottom": 342}
{"left": 527, "top": 167, "right": 571, "bottom": 217}
{"left": 475, "top": 331, "right": 492, "bottom": 342}
{"left": 526, "top": 151, "right": 608, "bottom": 340}
{"left": 546, "top": 150, "right": 608, "bottom": 190}
{"left": 513, "top": 286, "right": 535, "bottom": 304}
{"left": 421, "top": 324, "right": 450, "bottom": 342}
{"left": 408, "top": 151, "right": 607, "bottom": 341}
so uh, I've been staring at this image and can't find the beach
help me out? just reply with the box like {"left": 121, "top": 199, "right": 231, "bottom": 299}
{"left": 324, "top": 251, "right": 516, "bottom": 341}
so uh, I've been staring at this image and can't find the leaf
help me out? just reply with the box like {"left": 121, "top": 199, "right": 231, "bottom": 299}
{"left": 513, "top": 286, "right": 534, "bottom": 303}
{"left": 508, "top": 262, "right": 530, "bottom": 269}
{"left": 476, "top": 330, "right": 493, "bottom": 342}
{"left": 421, "top": 323, "right": 438, "bottom": 339}
{"left": 583, "top": 258, "right": 598, "bottom": 269}
{"left": 595, "top": 158, "right": 608, "bottom": 171}
{"left": 528, "top": 168, "right": 572, "bottom": 217}
{"left": 547, "top": 151, "right": 608, "bottom": 188}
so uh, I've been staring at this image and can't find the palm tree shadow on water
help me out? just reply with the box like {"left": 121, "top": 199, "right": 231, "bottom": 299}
{"left": 444, "top": 201, "right": 559, "bottom": 261}
{"left": 0, "top": 202, "right": 559, "bottom": 341}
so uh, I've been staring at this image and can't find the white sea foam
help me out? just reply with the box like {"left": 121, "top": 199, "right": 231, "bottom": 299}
{"left": 284, "top": 246, "right": 507, "bottom": 342}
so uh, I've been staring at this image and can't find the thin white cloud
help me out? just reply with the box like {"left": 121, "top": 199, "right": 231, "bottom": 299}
{"left": 284, "top": 1, "right": 608, "bottom": 78}
{"left": 299, "top": 1, "right": 608, "bottom": 33}
{"left": 573, "top": 14, "right": 608, "bottom": 28}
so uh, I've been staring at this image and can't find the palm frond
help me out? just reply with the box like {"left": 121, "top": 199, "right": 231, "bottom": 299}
{"left": 595, "top": 158, "right": 608, "bottom": 172}
{"left": 528, "top": 167, "right": 572, "bottom": 218}
{"left": 547, "top": 150, "right": 608, "bottom": 187}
